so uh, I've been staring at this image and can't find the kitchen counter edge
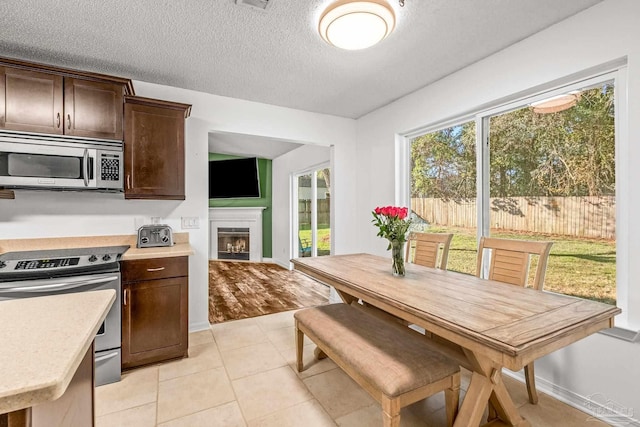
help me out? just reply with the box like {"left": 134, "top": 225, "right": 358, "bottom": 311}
{"left": 0, "top": 234, "right": 193, "bottom": 261}
{"left": 0, "top": 290, "right": 115, "bottom": 414}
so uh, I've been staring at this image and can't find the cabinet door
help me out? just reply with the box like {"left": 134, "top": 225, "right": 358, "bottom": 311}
{"left": 122, "top": 277, "right": 188, "bottom": 369}
{"left": 0, "top": 67, "right": 64, "bottom": 134}
{"left": 31, "top": 342, "right": 95, "bottom": 427}
{"left": 124, "top": 101, "right": 185, "bottom": 200}
{"left": 64, "top": 77, "right": 124, "bottom": 140}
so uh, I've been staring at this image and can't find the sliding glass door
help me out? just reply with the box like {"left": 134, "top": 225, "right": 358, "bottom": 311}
{"left": 294, "top": 165, "right": 331, "bottom": 258}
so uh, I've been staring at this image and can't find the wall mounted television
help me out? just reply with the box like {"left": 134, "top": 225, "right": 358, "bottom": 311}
{"left": 209, "top": 157, "right": 261, "bottom": 199}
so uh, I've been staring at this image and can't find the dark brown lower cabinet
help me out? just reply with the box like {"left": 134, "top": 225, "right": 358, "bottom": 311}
{"left": 0, "top": 342, "right": 95, "bottom": 427}
{"left": 121, "top": 257, "right": 189, "bottom": 369}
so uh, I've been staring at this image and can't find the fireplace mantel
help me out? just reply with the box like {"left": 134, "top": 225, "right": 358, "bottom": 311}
{"left": 209, "top": 207, "right": 266, "bottom": 261}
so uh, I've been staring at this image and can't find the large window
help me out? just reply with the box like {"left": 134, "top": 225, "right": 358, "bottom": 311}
{"left": 485, "top": 81, "right": 615, "bottom": 304}
{"left": 410, "top": 120, "right": 477, "bottom": 275}
{"left": 409, "top": 72, "right": 620, "bottom": 306}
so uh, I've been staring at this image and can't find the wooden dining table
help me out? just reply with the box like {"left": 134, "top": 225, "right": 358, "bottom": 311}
{"left": 292, "top": 253, "right": 621, "bottom": 427}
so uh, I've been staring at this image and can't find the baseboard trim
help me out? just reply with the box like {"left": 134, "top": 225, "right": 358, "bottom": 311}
{"left": 272, "top": 259, "right": 292, "bottom": 270}
{"left": 503, "top": 370, "right": 639, "bottom": 426}
{"left": 189, "top": 321, "right": 211, "bottom": 333}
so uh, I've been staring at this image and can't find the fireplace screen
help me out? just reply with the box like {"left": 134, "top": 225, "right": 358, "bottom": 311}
{"left": 218, "top": 227, "right": 250, "bottom": 260}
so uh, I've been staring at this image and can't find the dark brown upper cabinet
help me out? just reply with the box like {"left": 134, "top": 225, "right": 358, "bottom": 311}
{"left": 0, "top": 67, "right": 64, "bottom": 134}
{"left": 124, "top": 96, "right": 191, "bottom": 200}
{"left": 0, "top": 57, "right": 133, "bottom": 140}
{"left": 64, "top": 77, "right": 124, "bottom": 140}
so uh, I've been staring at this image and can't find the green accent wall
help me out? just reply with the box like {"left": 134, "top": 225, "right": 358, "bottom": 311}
{"left": 208, "top": 153, "right": 272, "bottom": 258}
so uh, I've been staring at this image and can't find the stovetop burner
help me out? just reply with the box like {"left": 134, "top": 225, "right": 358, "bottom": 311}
{"left": 0, "top": 245, "right": 130, "bottom": 281}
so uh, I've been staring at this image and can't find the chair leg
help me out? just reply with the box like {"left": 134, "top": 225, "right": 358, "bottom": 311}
{"left": 295, "top": 321, "right": 304, "bottom": 372}
{"left": 445, "top": 373, "right": 461, "bottom": 427}
{"left": 381, "top": 396, "right": 401, "bottom": 427}
{"left": 524, "top": 362, "right": 539, "bottom": 404}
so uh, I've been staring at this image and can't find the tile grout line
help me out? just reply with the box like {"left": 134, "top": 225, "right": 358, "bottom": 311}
{"left": 154, "top": 365, "right": 159, "bottom": 427}
{"left": 216, "top": 331, "right": 251, "bottom": 427}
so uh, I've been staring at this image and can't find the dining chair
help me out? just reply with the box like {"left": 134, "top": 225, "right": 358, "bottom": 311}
{"left": 299, "top": 236, "right": 312, "bottom": 257}
{"left": 405, "top": 232, "right": 454, "bottom": 270}
{"left": 475, "top": 236, "right": 554, "bottom": 404}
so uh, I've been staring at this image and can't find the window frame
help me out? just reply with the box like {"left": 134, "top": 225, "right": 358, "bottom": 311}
{"left": 399, "top": 65, "right": 630, "bottom": 328}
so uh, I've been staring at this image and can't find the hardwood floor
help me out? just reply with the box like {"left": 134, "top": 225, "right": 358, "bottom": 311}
{"left": 208, "top": 260, "right": 330, "bottom": 323}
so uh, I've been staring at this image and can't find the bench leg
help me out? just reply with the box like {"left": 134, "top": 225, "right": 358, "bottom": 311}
{"left": 381, "top": 396, "right": 401, "bottom": 427}
{"left": 445, "top": 373, "right": 461, "bottom": 427}
{"left": 295, "top": 320, "right": 304, "bottom": 372}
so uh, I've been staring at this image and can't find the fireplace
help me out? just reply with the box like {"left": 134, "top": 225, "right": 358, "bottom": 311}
{"left": 209, "top": 207, "right": 265, "bottom": 261}
{"left": 218, "top": 227, "right": 250, "bottom": 260}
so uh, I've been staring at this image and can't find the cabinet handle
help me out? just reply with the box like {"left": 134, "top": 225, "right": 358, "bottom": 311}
{"left": 127, "top": 175, "right": 131, "bottom": 190}
{"left": 56, "top": 113, "right": 60, "bottom": 128}
{"left": 147, "top": 267, "right": 166, "bottom": 272}
{"left": 123, "top": 288, "right": 128, "bottom": 306}
{"left": 67, "top": 114, "right": 71, "bottom": 129}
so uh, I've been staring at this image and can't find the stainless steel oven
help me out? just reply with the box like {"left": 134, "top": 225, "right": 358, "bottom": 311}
{"left": 0, "top": 131, "right": 123, "bottom": 191}
{"left": 0, "top": 246, "right": 129, "bottom": 386}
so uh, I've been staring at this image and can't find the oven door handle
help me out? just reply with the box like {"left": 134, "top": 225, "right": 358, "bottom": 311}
{"left": 83, "top": 148, "right": 90, "bottom": 187}
{"left": 95, "top": 351, "right": 120, "bottom": 363}
{"left": 0, "top": 275, "right": 119, "bottom": 293}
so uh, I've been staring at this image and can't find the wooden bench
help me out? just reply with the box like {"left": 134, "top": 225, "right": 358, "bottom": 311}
{"left": 294, "top": 303, "right": 460, "bottom": 427}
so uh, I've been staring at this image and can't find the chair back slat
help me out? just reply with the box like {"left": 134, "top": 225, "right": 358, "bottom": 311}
{"left": 476, "top": 237, "right": 553, "bottom": 290}
{"left": 406, "top": 232, "right": 454, "bottom": 270}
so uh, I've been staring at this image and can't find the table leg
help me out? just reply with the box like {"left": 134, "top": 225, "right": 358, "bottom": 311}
{"left": 454, "top": 371, "right": 494, "bottom": 426}
{"left": 335, "top": 289, "right": 358, "bottom": 305}
{"left": 314, "top": 346, "right": 328, "bottom": 360}
{"left": 453, "top": 350, "right": 530, "bottom": 427}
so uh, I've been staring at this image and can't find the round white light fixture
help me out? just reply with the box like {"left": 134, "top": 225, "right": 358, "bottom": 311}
{"left": 319, "top": 0, "right": 396, "bottom": 50}
{"left": 531, "top": 92, "right": 581, "bottom": 114}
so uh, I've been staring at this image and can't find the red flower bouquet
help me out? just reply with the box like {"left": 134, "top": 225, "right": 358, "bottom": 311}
{"left": 372, "top": 206, "right": 411, "bottom": 276}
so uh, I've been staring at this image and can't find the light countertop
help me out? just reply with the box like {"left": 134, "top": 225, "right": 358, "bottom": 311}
{"left": 0, "top": 290, "right": 115, "bottom": 414}
{"left": 0, "top": 233, "right": 193, "bottom": 260}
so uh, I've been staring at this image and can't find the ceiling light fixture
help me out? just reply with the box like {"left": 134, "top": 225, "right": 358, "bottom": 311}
{"left": 531, "top": 91, "right": 581, "bottom": 114}
{"left": 319, "top": 0, "right": 396, "bottom": 50}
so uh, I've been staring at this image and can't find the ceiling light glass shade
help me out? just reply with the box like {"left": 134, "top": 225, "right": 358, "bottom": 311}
{"left": 531, "top": 92, "right": 581, "bottom": 114}
{"left": 319, "top": 1, "right": 396, "bottom": 50}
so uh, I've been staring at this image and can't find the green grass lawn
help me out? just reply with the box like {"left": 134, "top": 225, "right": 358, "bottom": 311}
{"left": 427, "top": 226, "right": 616, "bottom": 305}
{"left": 299, "top": 228, "right": 331, "bottom": 255}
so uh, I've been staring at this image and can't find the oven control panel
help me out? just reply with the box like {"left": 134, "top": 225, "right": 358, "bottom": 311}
{"left": 0, "top": 245, "right": 130, "bottom": 276}
{"left": 15, "top": 257, "right": 80, "bottom": 270}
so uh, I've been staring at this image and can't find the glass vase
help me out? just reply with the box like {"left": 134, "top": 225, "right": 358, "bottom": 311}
{"left": 391, "top": 240, "right": 406, "bottom": 277}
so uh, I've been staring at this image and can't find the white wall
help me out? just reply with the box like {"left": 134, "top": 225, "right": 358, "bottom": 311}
{"left": 272, "top": 144, "right": 331, "bottom": 268}
{"left": 354, "top": 0, "right": 640, "bottom": 420}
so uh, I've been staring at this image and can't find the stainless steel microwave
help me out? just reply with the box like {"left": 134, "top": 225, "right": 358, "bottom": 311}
{"left": 0, "top": 131, "right": 123, "bottom": 191}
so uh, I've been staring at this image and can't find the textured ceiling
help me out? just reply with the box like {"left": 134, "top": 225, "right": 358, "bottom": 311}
{"left": 0, "top": 0, "right": 601, "bottom": 119}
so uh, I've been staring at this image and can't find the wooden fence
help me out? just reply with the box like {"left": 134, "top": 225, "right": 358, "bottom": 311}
{"left": 299, "top": 199, "right": 330, "bottom": 227}
{"left": 411, "top": 196, "right": 615, "bottom": 239}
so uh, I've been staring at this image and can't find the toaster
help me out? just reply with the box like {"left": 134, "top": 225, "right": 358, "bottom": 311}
{"left": 137, "top": 224, "right": 174, "bottom": 248}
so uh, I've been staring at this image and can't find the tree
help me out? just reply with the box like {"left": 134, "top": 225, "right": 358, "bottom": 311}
{"left": 488, "top": 85, "right": 614, "bottom": 197}
{"left": 410, "top": 121, "right": 476, "bottom": 199}
{"left": 410, "top": 84, "right": 615, "bottom": 201}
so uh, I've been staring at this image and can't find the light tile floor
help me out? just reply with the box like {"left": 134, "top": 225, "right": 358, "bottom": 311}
{"left": 96, "top": 309, "right": 611, "bottom": 426}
